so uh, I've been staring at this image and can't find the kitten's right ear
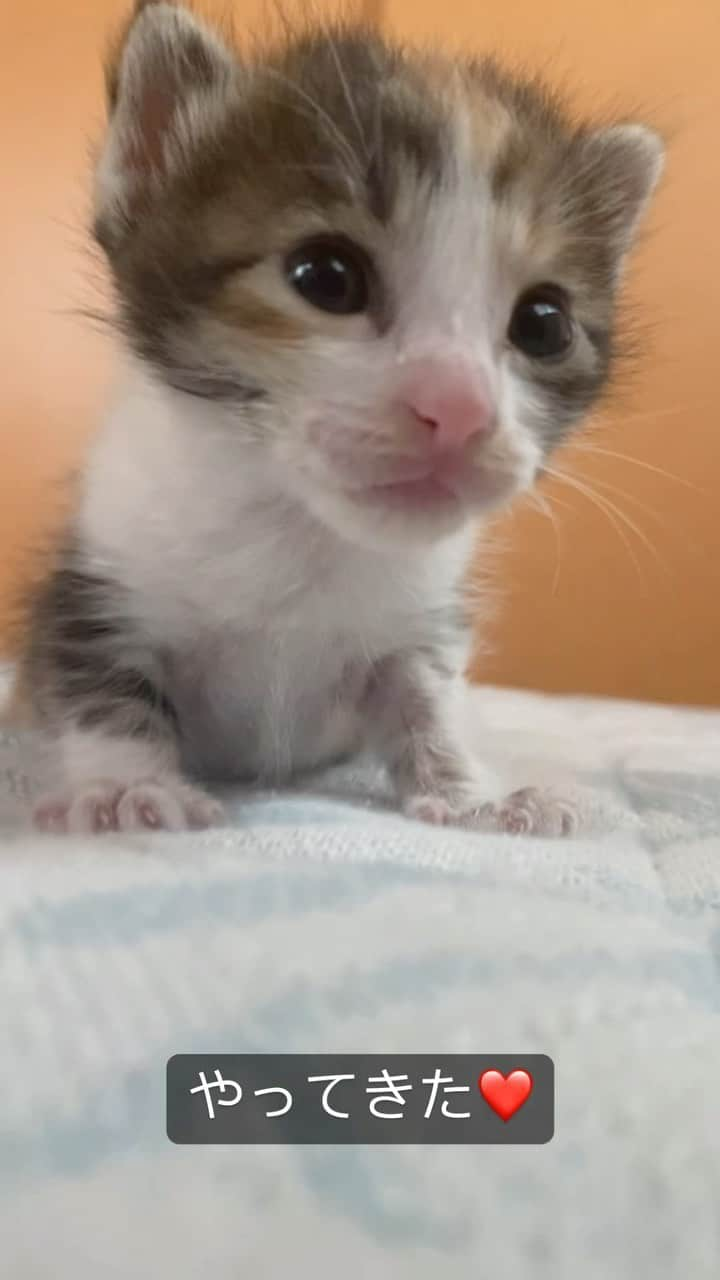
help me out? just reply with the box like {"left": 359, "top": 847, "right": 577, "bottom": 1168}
{"left": 95, "top": 2, "right": 238, "bottom": 247}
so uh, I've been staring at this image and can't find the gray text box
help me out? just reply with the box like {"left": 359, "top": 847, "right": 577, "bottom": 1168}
{"left": 167, "top": 1054, "right": 554, "bottom": 1144}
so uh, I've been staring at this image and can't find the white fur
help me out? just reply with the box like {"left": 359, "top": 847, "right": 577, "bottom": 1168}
{"left": 75, "top": 359, "right": 481, "bottom": 784}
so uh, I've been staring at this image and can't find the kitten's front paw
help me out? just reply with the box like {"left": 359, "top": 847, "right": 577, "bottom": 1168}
{"left": 470, "top": 786, "right": 580, "bottom": 838}
{"left": 404, "top": 786, "right": 581, "bottom": 838}
{"left": 33, "top": 777, "right": 225, "bottom": 835}
{"left": 403, "top": 795, "right": 462, "bottom": 826}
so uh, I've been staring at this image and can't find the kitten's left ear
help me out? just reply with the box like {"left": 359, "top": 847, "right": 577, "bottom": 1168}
{"left": 580, "top": 123, "right": 665, "bottom": 259}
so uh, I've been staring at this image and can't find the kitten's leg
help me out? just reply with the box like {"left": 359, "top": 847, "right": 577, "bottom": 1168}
{"left": 363, "top": 653, "right": 497, "bottom": 821}
{"left": 24, "top": 560, "right": 223, "bottom": 835}
{"left": 364, "top": 655, "right": 580, "bottom": 837}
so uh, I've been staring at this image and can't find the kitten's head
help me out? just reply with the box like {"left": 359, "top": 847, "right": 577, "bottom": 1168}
{"left": 95, "top": 1, "right": 663, "bottom": 548}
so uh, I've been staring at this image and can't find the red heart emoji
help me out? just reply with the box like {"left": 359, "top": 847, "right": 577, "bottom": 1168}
{"left": 478, "top": 1069, "right": 533, "bottom": 1122}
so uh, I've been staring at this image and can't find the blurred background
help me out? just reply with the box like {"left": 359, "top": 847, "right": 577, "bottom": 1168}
{"left": 1, "top": 0, "right": 718, "bottom": 705}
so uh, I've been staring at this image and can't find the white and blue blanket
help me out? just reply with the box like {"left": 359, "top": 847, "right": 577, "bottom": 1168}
{"left": 1, "top": 676, "right": 719, "bottom": 1278}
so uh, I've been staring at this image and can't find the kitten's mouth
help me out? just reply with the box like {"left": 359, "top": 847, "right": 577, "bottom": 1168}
{"left": 355, "top": 464, "right": 517, "bottom": 514}
{"left": 362, "top": 474, "right": 460, "bottom": 509}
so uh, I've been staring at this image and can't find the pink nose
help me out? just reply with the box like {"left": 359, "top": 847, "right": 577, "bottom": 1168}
{"left": 400, "top": 359, "right": 496, "bottom": 452}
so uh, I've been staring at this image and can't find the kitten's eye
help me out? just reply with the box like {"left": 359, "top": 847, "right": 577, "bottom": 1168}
{"left": 509, "top": 286, "right": 573, "bottom": 359}
{"left": 285, "top": 238, "right": 370, "bottom": 315}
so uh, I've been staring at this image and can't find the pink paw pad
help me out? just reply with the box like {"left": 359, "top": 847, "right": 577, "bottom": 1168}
{"left": 402, "top": 786, "right": 582, "bottom": 839}
{"left": 403, "top": 795, "right": 460, "bottom": 826}
{"left": 485, "top": 787, "right": 580, "bottom": 838}
{"left": 32, "top": 779, "right": 225, "bottom": 835}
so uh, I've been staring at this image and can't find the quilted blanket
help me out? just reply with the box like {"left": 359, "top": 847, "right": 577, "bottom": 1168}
{"left": 1, "top": 672, "right": 719, "bottom": 1278}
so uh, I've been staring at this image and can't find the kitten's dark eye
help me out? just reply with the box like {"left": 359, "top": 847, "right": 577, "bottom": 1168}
{"left": 509, "top": 285, "right": 574, "bottom": 359}
{"left": 285, "top": 238, "right": 370, "bottom": 315}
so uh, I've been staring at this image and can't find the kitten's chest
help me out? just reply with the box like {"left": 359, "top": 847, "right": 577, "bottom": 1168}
{"left": 168, "top": 622, "right": 375, "bottom": 782}
{"left": 130, "top": 513, "right": 473, "bottom": 781}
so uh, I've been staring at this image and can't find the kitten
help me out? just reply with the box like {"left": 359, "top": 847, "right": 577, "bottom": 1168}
{"left": 23, "top": 0, "right": 663, "bottom": 835}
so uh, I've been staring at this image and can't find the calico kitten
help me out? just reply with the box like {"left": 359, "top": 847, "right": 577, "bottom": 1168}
{"left": 23, "top": 0, "right": 663, "bottom": 834}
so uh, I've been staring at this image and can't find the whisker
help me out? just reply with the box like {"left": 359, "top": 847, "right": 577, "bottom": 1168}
{"left": 600, "top": 406, "right": 680, "bottom": 425}
{"left": 544, "top": 466, "right": 649, "bottom": 583}
{"left": 372, "top": 84, "right": 385, "bottom": 175}
{"left": 260, "top": 69, "right": 361, "bottom": 176}
{"left": 568, "top": 441, "right": 705, "bottom": 494}
{"left": 578, "top": 473, "right": 667, "bottom": 575}
{"left": 570, "top": 472, "right": 668, "bottom": 525}
{"left": 562, "top": 473, "right": 657, "bottom": 560}
{"left": 584, "top": 471, "right": 703, "bottom": 557}
{"left": 325, "top": 31, "right": 369, "bottom": 159}
{"left": 533, "top": 488, "right": 574, "bottom": 515}
{"left": 594, "top": 403, "right": 707, "bottom": 427}
{"left": 527, "top": 492, "right": 564, "bottom": 595}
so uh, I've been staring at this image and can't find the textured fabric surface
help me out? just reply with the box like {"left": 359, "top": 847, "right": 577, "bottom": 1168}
{"left": 1, "top": 671, "right": 719, "bottom": 1278}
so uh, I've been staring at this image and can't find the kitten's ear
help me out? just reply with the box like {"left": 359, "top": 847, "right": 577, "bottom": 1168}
{"left": 579, "top": 123, "right": 664, "bottom": 262}
{"left": 95, "top": 1, "right": 237, "bottom": 244}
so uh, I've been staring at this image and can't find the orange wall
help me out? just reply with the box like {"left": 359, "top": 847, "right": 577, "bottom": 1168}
{"left": 1, "top": 1, "right": 719, "bottom": 705}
